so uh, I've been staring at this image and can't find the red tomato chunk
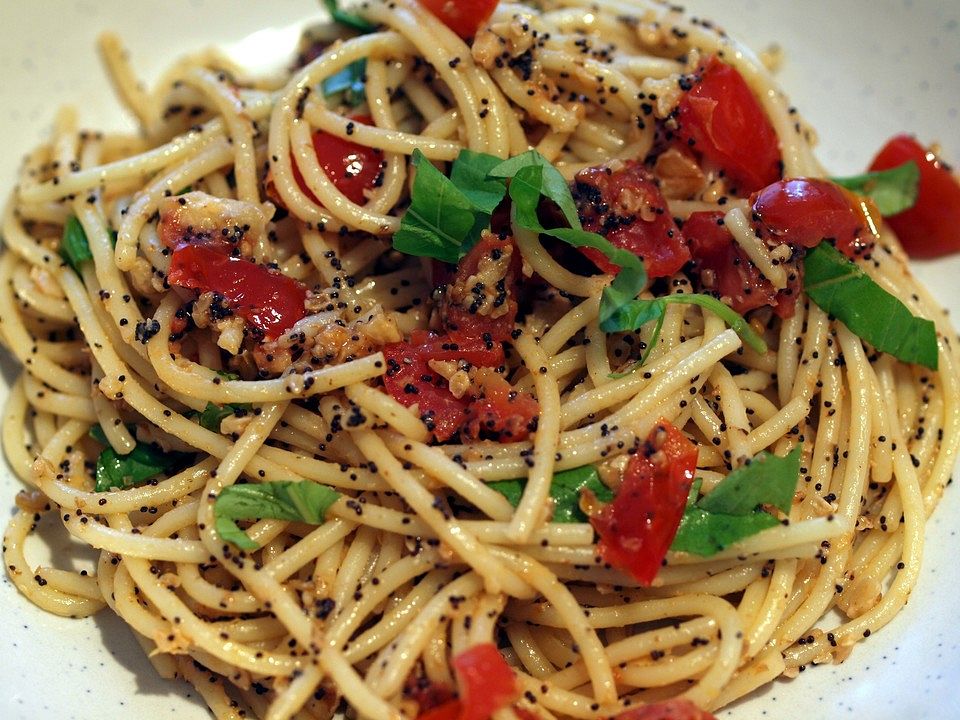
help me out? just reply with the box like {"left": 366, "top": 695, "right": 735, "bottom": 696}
{"left": 452, "top": 643, "right": 519, "bottom": 720}
{"left": 870, "top": 134, "right": 960, "bottom": 258}
{"left": 684, "top": 210, "right": 798, "bottom": 318}
{"left": 676, "top": 56, "right": 781, "bottom": 194}
{"left": 574, "top": 160, "right": 690, "bottom": 278}
{"left": 591, "top": 419, "right": 698, "bottom": 586}
{"left": 167, "top": 244, "right": 307, "bottom": 339}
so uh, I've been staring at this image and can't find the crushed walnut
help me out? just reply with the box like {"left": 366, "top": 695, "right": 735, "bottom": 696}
{"left": 157, "top": 191, "right": 267, "bottom": 255}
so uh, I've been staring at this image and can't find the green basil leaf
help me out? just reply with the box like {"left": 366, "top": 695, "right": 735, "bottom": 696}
{"left": 549, "top": 466, "right": 614, "bottom": 523}
{"left": 322, "top": 58, "right": 367, "bottom": 107}
{"left": 803, "top": 243, "right": 938, "bottom": 370}
{"left": 89, "top": 424, "right": 194, "bottom": 492}
{"left": 830, "top": 161, "right": 919, "bottom": 216}
{"left": 323, "top": 0, "right": 376, "bottom": 32}
{"left": 489, "top": 465, "right": 612, "bottom": 523}
{"left": 197, "top": 402, "right": 252, "bottom": 433}
{"left": 670, "top": 448, "right": 800, "bottom": 556}
{"left": 215, "top": 369, "right": 241, "bottom": 381}
{"left": 450, "top": 149, "right": 508, "bottom": 214}
{"left": 60, "top": 216, "right": 93, "bottom": 274}
{"left": 393, "top": 150, "right": 488, "bottom": 264}
{"left": 698, "top": 445, "right": 801, "bottom": 516}
{"left": 487, "top": 478, "right": 524, "bottom": 507}
{"left": 601, "top": 293, "right": 768, "bottom": 355}
{"left": 214, "top": 481, "right": 341, "bottom": 550}
{"left": 490, "top": 150, "right": 580, "bottom": 229}
{"left": 671, "top": 505, "right": 781, "bottom": 556}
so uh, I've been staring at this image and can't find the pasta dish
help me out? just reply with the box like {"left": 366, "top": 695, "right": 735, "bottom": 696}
{"left": 2, "top": 1, "right": 958, "bottom": 719}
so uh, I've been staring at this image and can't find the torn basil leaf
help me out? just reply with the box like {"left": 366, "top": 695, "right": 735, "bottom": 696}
{"left": 803, "top": 242, "right": 938, "bottom": 370}
{"left": 214, "top": 481, "right": 341, "bottom": 550}
{"left": 393, "top": 149, "right": 492, "bottom": 263}
{"left": 604, "top": 293, "right": 768, "bottom": 360}
{"left": 831, "top": 161, "right": 919, "bottom": 216}
{"left": 197, "top": 402, "right": 252, "bottom": 433}
{"left": 89, "top": 425, "right": 194, "bottom": 493}
{"left": 489, "top": 465, "right": 613, "bottom": 523}
{"left": 671, "top": 446, "right": 801, "bottom": 556}
{"left": 449, "top": 149, "right": 508, "bottom": 214}
{"left": 494, "top": 160, "right": 651, "bottom": 329}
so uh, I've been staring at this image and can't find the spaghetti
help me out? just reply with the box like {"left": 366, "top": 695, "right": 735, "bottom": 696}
{"left": 2, "top": 2, "right": 958, "bottom": 720}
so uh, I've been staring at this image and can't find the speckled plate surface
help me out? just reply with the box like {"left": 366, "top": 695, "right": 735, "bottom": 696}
{"left": 0, "top": 2, "right": 958, "bottom": 718}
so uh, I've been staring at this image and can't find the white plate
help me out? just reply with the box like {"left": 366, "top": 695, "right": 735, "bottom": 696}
{"left": 1, "top": 2, "right": 958, "bottom": 718}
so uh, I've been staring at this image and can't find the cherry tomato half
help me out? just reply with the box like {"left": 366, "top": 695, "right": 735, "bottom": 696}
{"left": 676, "top": 56, "right": 781, "bottom": 194}
{"left": 751, "top": 178, "right": 872, "bottom": 258}
{"left": 418, "top": 0, "right": 499, "bottom": 39}
{"left": 869, "top": 134, "right": 960, "bottom": 258}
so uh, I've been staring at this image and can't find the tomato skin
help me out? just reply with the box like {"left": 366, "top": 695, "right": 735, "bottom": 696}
{"left": 291, "top": 115, "right": 383, "bottom": 206}
{"left": 676, "top": 56, "right": 781, "bottom": 194}
{"left": 418, "top": 0, "right": 499, "bottom": 39}
{"left": 751, "top": 178, "right": 871, "bottom": 258}
{"left": 591, "top": 419, "right": 697, "bottom": 586}
{"left": 574, "top": 161, "right": 690, "bottom": 278}
{"left": 167, "top": 244, "right": 307, "bottom": 339}
{"left": 443, "top": 234, "right": 521, "bottom": 344}
{"left": 461, "top": 371, "right": 539, "bottom": 443}
{"left": 452, "top": 644, "right": 519, "bottom": 720}
{"left": 614, "top": 698, "right": 717, "bottom": 720}
{"left": 869, "top": 134, "right": 960, "bottom": 258}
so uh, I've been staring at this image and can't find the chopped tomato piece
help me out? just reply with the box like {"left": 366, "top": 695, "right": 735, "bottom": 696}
{"left": 614, "top": 698, "right": 717, "bottom": 720}
{"left": 684, "top": 211, "right": 798, "bottom": 318}
{"left": 574, "top": 161, "right": 690, "bottom": 278}
{"left": 382, "top": 336, "right": 471, "bottom": 442}
{"left": 443, "top": 234, "right": 522, "bottom": 344}
{"left": 452, "top": 644, "right": 519, "bottom": 720}
{"left": 168, "top": 244, "right": 307, "bottom": 339}
{"left": 676, "top": 56, "right": 781, "bottom": 194}
{"left": 418, "top": 0, "right": 498, "bottom": 39}
{"left": 291, "top": 115, "right": 383, "bottom": 206}
{"left": 750, "top": 178, "right": 872, "bottom": 258}
{"left": 591, "top": 419, "right": 697, "bottom": 586}
{"left": 869, "top": 134, "right": 960, "bottom": 258}
{"left": 382, "top": 332, "right": 537, "bottom": 442}
{"left": 462, "top": 370, "right": 539, "bottom": 443}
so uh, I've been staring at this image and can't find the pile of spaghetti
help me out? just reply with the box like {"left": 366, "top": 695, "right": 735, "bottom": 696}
{"left": 3, "top": 1, "right": 958, "bottom": 719}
